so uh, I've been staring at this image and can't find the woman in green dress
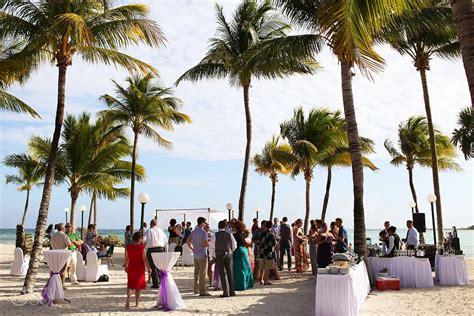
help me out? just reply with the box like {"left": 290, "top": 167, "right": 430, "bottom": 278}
{"left": 232, "top": 221, "right": 254, "bottom": 290}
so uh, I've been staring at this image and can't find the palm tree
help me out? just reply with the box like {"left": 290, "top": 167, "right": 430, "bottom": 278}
{"left": 452, "top": 106, "right": 473, "bottom": 160}
{"left": 385, "top": 116, "right": 462, "bottom": 217}
{"left": 280, "top": 107, "right": 346, "bottom": 234}
{"left": 1, "top": 0, "right": 164, "bottom": 292}
{"left": 253, "top": 136, "right": 294, "bottom": 221}
{"left": 3, "top": 153, "right": 44, "bottom": 226}
{"left": 176, "top": 0, "right": 322, "bottom": 221}
{"left": 449, "top": 0, "right": 474, "bottom": 104}
{"left": 87, "top": 186, "right": 130, "bottom": 226}
{"left": 277, "top": 0, "right": 427, "bottom": 258}
{"left": 99, "top": 73, "right": 190, "bottom": 231}
{"left": 383, "top": 0, "right": 460, "bottom": 241}
{"left": 319, "top": 137, "right": 378, "bottom": 223}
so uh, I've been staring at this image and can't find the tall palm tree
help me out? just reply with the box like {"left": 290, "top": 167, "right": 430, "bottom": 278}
{"left": 449, "top": 0, "right": 474, "bottom": 105}
{"left": 385, "top": 116, "right": 462, "bottom": 217}
{"left": 176, "top": 0, "right": 322, "bottom": 221}
{"left": 1, "top": 0, "right": 164, "bottom": 292}
{"left": 319, "top": 137, "right": 378, "bottom": 223}
{"left": 99, "top": 73, "right": 191, "bottom": 231}
{"left": 277, "top": 0, "right": 427, "bottom": 258}
{"left": 253, "top": 136, "right": 294, "bottom": 221}
{"left": 3, "top": 153, "right": 44, "bottom": 226}
{"left": 383, "top": 0, "right": 460, "bottom": 241}
{"left": 87, "top": 186, "right": 130, "bottom": 226}
{"left": 280, "top": 107, "right": 346, "bottom": 234}
{"left": 452, "top": 106, "right": 473, "bottom": 160}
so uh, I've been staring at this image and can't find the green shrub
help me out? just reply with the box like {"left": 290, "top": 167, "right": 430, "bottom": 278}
{"left": 101, "top": 235, "right": 123, "bottom": 247}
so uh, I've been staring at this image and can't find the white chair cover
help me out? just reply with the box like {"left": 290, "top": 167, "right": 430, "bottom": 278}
{"left": 10, "top": 248, "right": 29, "bottom": 276}
{"left": 315, "top": 261, "right": 371, "bottom": 316}
{"left": 85, "top": 251, "right": 109, "bottom": 282}
{"left": 42, "top": 250, "right": 71, "bottom": 305}
{"left": 75, "top": 250, "right": 86, "bottom": 281}
{"left": 182, "top": 244, "right": 194, "bottom": 266}
{"left": 435, "top": 254, "right": 469, "bottom": 286}
{"left": 169, "top": 243, "right": 177, "bottom": 252}
{"left": 151, "top": 252, "right": 186, "bottom": 311}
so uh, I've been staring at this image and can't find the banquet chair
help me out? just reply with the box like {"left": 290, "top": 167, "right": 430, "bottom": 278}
{"left": 99, "top": 245, "right": 114, "bottom": 267}
{"left": 10, "top": 248, "right": 29, "bottom": 276}
{"left": 169, "top": 243, "right": 177, "bottom": 252}
{"left": 85, "top": 251, "right": 109, "bottom": 282}
{"left": 182, "top": 244, "right": 194, "bottom": 266}
{"left": 75, "top": 250, "right": 86, "bottom": 281}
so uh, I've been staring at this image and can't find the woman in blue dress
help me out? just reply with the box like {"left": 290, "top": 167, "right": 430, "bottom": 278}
{"left": 232, "top": 221, "right": 254, "bottom": 290}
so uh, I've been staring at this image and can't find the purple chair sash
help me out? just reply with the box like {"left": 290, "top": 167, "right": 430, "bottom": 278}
{"left": 159, "top": 271, "right": 171, "bottom": 311}
{"left": 41, "top": 271, "right": 61, "bottom": 306}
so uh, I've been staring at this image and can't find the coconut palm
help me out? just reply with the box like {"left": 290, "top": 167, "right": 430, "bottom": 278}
{"left": 383, "top": 0, "right": 460, "bottom": 241}
{"left": 1, "top": 0, "right": 164, "bottom": 292}
{"left": 176, "top": 0, "right": 322, "bottom": 221}
{"left": 449, "top": 0, "right": 474, "bottom": 104}
{"left": 277, "top": 0, "right": 427, "bottom": 257}
{"left": 319, "top": 137, "right": 378, "bottom": 223}
{"left": 87, "top": 187, "right": 130, "bottom": 226}
{"left": 280, "top": 107, "right": 347, "bottom": 234}
{"left": 253, "top": 136, "right": 294, "bottom": 221}
{"left": 3, "top": 153, "right": 44, "bottom": 226}
{"left": 99, "top": 73, "right": 191, "bottom": 231}
{"left": 385, "top": 116, "right": 462, "bottom": 216}
{"left": 452, "top": 106, "right": 473, "bottom": 160}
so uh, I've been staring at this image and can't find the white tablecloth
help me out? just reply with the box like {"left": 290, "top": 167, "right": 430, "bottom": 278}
{"left": 435, "top": 254, "right": 469, "bottom": 286}
{"left": 315, "top": 262, "right": 371, "bottom": 316}
{"left": 367, "top": 257, "right": 434, "bottom": 288}
{"left": 42, "top": 250, "right": 71, "bottom": 305}
{"left": 151, "top": 252, "right": 185, "bottom": 311}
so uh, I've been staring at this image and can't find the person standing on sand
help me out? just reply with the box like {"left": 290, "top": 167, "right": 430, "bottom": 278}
{"left": 214, "top": 220, "right": 237, "bottom": 297}
{"left": 405, "top": 220, "right": 419, "bottom": 250}
{"left": 187, "top": 217, "right": 211, "bottom": 296}
{"left": 145, "top": 219, "right": 167, "bottom": 289}
{"left": 258, "top": 221, "right": 276, "bottom": 285}
{"left": 279, "top": 217, "right": 293, "bottom": 271}
{"left": 124, "top": 232, "right": 151, "bottom": 308}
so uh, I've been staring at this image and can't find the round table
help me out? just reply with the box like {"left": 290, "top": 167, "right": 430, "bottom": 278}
{"left": 151, "top": 252, "right": 186, "bottom": 311}
{"left": 42, "top": 250, "right": 71, "bottom": 306}
{"left": 435, "top": 254, "right": 469, "bottom": 286}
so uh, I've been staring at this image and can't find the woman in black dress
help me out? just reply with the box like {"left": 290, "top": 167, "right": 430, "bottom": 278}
{"left": 316, "top": 223, "right": 334, "bottom": 268}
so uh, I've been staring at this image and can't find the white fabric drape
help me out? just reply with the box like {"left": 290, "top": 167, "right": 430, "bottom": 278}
{"left": 10, "top": 248, "right": 29, "bottom": 276}
{"left": 43, "top": 250, "right": 71, "bottom": 301}
{"left": 367, "top": 257, "right": 434, "bottom": 288}
{"left": 435, "top": 254, "right": 469, "bottom": 286}
{"left": 151, "top": 252, "right": 186, "bottom": 311}
{"left": 315, "top": 261, "right": 371, "bottom": 316}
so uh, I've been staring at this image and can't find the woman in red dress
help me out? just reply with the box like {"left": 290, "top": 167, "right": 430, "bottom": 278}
{"left": 124, "top": 232, "right": 150, "bottom": 308}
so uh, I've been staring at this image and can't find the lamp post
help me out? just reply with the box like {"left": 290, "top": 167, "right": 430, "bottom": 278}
{"left": 138, "top": 193, "right": 150, "bottom": 230}
{"left": 226, "top": 203, "right": 233, "bottom": 221}
{"left": 427, "top": 194, "right": 437, "bottom": 246}
{"left": 80, "top": 205, "right": 86, "bottom": 239}
{"left": 255, "top": 206, "right": 261, "bottom": 221}
{"left": 64, "top": 208, "right": 69, "bottom": 224}
{"left": 409, "top": 201, "right": 416, "bottom": 216}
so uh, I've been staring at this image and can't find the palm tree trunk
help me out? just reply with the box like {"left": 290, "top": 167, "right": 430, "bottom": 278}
{"left": 238, "top": 83, "right": 252, "bottom": 221}
{"left": 449, "top": 0, "right": 474, "bottom": 106}
{"left": 22, "top": 62, "right": 68, "bottom": 293}
{"left": 70, "top": 188, "right": 79, "bottom": 228}
{"left": 304, "top": 173, "right": 311, "bottom": 235}
{"left": 340, "top": 60, "right": 367, "bottom": 259}
{"left": 93, "top": 192, "right": 97, "bottom": 226}
{"left": 321, "top": 166, "right": 332, "bottom": 223}
{"left": 130, "top": 131, "right": 139, "bottom": 232}
{"left": 21, "top": 189, "right": 30, "bottom": 226}
{"left": 407, "top": 166, "right": 420, "bottom": 213}
{"left": 269, "top": 177, "right": 276, "bottom": 221}
{"left": 419, "top": 67, "right": 444, "bottom": 243}
{"left": 88, "top": 193, "right": 93, "bottom": 226}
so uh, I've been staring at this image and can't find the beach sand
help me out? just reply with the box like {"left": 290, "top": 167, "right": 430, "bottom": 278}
{"left": 0, "top": 244, "right": 472, "bottom": 315}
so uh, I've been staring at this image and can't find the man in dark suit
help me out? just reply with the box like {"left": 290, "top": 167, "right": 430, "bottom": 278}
{"left": 214, "top": 220, "right": 237, "bottom": 297}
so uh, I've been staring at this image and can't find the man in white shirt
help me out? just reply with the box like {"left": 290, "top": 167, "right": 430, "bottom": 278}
{"left": 405, "top": 220, "right": 419, "bottom": 250}
{"left": 145, "top": 219, "right": 168, "bottom": 288}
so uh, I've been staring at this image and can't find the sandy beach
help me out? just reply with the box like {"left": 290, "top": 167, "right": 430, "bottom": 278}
{"left": 0, "top": 244, "right": 473, "bottom": 315}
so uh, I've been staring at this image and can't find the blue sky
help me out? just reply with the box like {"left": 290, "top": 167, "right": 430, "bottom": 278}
{"left": 0, "top": 0, "right": 472, "bottom": 231}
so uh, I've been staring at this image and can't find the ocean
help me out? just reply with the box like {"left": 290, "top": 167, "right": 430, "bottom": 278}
{"left": 1, "top": 228, "right": 472, "bottom": 258}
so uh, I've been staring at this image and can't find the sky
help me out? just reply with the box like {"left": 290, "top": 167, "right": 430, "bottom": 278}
{"left": 0, "top": 0, "right": 472, "bottom": 232}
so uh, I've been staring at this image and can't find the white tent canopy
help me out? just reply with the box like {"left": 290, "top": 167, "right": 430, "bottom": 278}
{"left": 153, "top": 208, "right": 227, "bottom": 231}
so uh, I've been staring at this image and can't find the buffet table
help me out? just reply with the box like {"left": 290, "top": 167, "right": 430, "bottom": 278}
{"left": 435, "top": 254, "right": 469, "bottom": 286}
{"left": 315, "top": 262, "right": 370, "bottom": 316}
{"left": 367, "top": 257, "right": 434, "bottom": 288}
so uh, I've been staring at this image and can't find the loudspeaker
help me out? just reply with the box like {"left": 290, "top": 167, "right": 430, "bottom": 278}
{"left": 413, "top": 213, "right": 426, "bottom": 233}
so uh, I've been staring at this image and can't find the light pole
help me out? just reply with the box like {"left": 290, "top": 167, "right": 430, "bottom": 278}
{"left": 226, "top": 203, "right": 233, "bottom": 221}
{"left": 409, "top": 201, "right": 416, "bottom": 217}
{"left": 255, "top": 206, "right": 261, "bottom": 221}
{"left": 80, "top": 205, "right": 86, "bottom": 239}
{"left": 64, "top": 208, "right": 69, "bottom": 224}
{"left": 138, "top": 193, "right": 150, "bottom": 230}
{"left": 427, "top": 194, "right": 437, "bottom": 246}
